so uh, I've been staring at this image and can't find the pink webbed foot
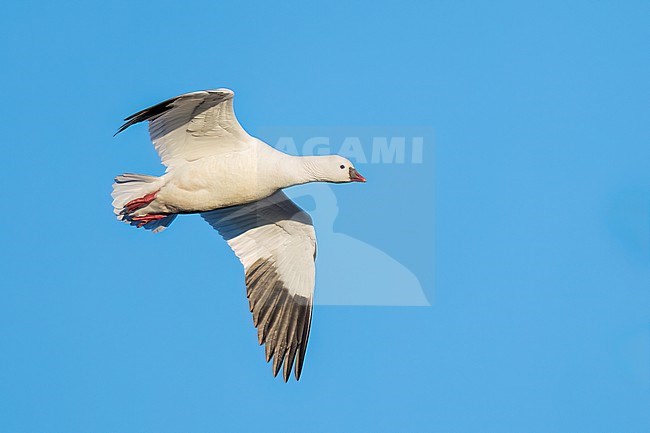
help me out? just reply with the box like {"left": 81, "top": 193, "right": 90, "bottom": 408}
{"left": 131, "top": 214, "right": 168, "bottom": 228}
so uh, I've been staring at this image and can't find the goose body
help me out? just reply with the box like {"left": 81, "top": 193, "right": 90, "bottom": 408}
{"left": 141, "top": 142, "right": 285, "bottom": 213}
{"left": 112, "top": 88, "right": 365, "bottom": 381}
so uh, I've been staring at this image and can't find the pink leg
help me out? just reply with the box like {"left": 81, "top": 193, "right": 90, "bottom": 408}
{"left": 125, "top": 190, "right": 159, "bottom": 213}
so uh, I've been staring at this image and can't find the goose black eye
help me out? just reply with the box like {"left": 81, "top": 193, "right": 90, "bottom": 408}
{"left": 340, "top": 164, "right": 345, "bottom": 169}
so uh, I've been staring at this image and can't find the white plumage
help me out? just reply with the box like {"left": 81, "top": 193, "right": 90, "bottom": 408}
{"left": 112, "top": 88, "right": 366, "bottom": 381}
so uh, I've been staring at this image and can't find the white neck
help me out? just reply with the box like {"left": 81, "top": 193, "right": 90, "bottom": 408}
{"left": 271, "top": 154, "right": 333, "bottom": 188}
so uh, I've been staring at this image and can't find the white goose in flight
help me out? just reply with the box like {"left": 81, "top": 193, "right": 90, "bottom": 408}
{"left": 112, "top": 88, "right": 366, "bottom": 381}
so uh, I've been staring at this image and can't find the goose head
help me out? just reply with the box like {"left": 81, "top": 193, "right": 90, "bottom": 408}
{"left": 309, "top": 155, "right": 366, "bottom": 183}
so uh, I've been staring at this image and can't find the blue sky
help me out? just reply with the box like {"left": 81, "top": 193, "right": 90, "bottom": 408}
{"left": 1, "top": 1, "right": 649, "bottom": 432}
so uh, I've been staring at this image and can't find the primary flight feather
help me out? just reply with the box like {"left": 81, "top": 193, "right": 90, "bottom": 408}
{"left": 112, "top": 88, "right": 366, "bottom": 381}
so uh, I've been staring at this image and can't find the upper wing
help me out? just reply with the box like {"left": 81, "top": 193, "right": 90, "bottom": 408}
{"left": 201, "top": 191, "right": 317, "bottom": 381}
{"left": 116, "top": 88, "right": 252, "bottom": 166}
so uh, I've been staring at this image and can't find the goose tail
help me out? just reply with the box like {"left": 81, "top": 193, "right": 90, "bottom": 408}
{"left": 111, "top": 173, "right": 177, "bottom": 233}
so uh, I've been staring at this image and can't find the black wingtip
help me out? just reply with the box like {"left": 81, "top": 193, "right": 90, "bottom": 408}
{"left": 294, "top": 363, "right": 303, "bottom": 381}
{"left": 113, "top": 118, "right": 137, "bottom": 137}
{"left": 113, "top": 97, "right": 177, "bottom": 137}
